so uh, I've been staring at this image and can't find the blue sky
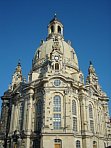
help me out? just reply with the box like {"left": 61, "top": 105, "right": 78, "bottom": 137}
{"left": 0, "top": 0, "right": 111, "bottom": 115}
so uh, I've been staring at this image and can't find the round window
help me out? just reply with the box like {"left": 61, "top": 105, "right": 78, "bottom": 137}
{"left": 54, "top": 79, "right": 61, "bottom": 86}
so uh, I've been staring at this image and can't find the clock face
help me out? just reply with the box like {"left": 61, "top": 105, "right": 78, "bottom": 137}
{"left": 54, "top": 79, "right": 61, "bottom": 86}
{"left": 54, "top": 55, "right": 59, "bottom": 61}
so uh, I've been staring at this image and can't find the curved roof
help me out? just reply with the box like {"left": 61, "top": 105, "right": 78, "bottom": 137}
{"left": 32, "top": 15, "right": 79, "bottom": 71}
{"left": 50, "top": 14, "right": 62, "bottom": 24}
{"left": 33, "top": 38, "right": 79, "bottom": 70}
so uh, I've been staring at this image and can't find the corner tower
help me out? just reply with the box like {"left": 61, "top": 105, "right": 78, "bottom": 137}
{"left": 11, "top": 61, "right": 22, "bottom": 90}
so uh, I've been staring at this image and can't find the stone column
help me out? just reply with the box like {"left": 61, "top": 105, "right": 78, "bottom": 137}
{"left": 16, "top": 105, "right": 19, "bottom": 130}
{"left": 63, "top": 89, "right": 70, "bottom": 133}
{"left": 12, "top": 104, "right": 17, "bottom": 131}
{"left": 79, "top": 92, "right": 89, "bottom": 148}
{"left": 22, "top": 98, "right": 27, "bottom": 131}
{"left": 80, "top": 95, "right": 88, "bottom": 132}
{"left": 61, "top": 27, "right": 63, "bottom": 35}
{"left": 9, "top": 104, "right": 15, "bottom": 133}
{"left": 13, "top": 104, "right": 18, "bottom": 131}
{"left": 55, "top": 23, "right": 58, "bottom": 33}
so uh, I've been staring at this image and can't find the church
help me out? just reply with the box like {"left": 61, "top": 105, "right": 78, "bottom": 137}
{"left": 0, "top": 15, "right": 111, "bottom": 148}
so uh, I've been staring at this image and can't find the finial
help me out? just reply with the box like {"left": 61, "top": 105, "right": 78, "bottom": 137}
{"left": 54, "top": 13, "right": 57, "bottom": 18}
{"left": 89, "top": 61, "right": 92, "bottom": 65}
{"left": 18, "top": 59, "right": 21, "bottom": 66}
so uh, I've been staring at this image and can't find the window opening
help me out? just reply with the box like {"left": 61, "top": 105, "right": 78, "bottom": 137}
{"left": 73, "top": 117, "right": 77, "bottom": 132}
{"left": 37, "top": 100, "right": 42, "bottom": 115}
{"left": 89, "top": 104, "right": 93, "bottom": 119}
{"left": 58, "top": 26, "right": 61, "bottom": 34}
{"left": 54, "top": 139, "right": 62, "bottom": 148}
{"left": 54, "top": 79, "right": 61, "bottom": 86}
{"left": 90, "top": 120, "right": 94, "bottom": 132}
{"left": 36, "top": 100, "right": 42, "bottom": 132}
{"left": 76, "top": 140, "right": 81, "bottom": 148}
{"left": 89, "top": 104, "right": 94, "bottom": 132}
{"left": 53, "top": 95, "right": 61, "bottom": 129}
{"left": 37, "top": 50, "right": 40, "bottom": 59}
{"left": 72, "top": 100, "right": 76, "bottom": 115}
{"left": 53, "top": 95, "right": 61, "bottom": 112}
{"left": 93, "top": 141, "right": 97, "bottom": 148}
{"left": 51, "top": 25, "right": 54, "bottom": 33}
{"left": 55, "top": 63, "right": 59, "bottom": 71}
{"left": 53, "top": 114, "right": 61, "bottom": 129}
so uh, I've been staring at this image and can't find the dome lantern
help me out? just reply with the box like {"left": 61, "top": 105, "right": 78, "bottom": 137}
{"left": 47, "top": 14, "right": 64, "bottom": 40}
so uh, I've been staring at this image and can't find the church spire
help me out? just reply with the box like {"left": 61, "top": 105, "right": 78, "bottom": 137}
{"left": 86, "top": 61, "right": 98, "bottom": 86}
{"left": 47, "top": 14, "right": 64, "bottom": 40}
{"left": 88, "top": 61, "right": 96, "bottom": 74}
{"left": 11, "top": 60, "right": 23, "bottom": 90}
{"left": 15, "top": 59, "right": 22, "bottom": 74}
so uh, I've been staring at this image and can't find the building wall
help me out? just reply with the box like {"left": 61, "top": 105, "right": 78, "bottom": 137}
{"left": 42, "top": 135, "right": 82, "bottom": 148}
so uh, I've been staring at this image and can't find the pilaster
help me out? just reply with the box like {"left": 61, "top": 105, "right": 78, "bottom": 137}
{"left": 9, "top": 104, "right": 14, "bottom": 133}
{"left": 24, "top": 88, "right": 34, "bottom": 148}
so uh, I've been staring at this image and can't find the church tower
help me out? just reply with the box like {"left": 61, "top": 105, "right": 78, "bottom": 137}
{"left": 47, "top": 14, "right": 64, "bottom": 40}
{"left": 11, "top": 61, "right": 22, "bottom": 90}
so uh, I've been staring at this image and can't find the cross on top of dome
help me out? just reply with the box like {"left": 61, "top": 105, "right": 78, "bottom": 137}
{"left": 50, "top": 13, "right": 60, "bottom": 23}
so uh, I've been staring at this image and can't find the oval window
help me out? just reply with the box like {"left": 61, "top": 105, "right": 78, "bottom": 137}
{"left": 54, "top": 79, "right": 61, "bottom": 86}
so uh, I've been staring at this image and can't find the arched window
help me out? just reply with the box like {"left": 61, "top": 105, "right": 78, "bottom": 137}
{"left": 76, "top": 140, "right": 81, "bottom": 148}
{"left": 89, "top": 104, "right": 93, "bottom": 118}
{"left": 54, "top": 139, "right": 62, "bottom": 148}
{"left": 53, "top": 95, "right": 61, "bottom": 112}
{"left": 37, "top": 50, "right": 40, "bottom": 59}
{"left": 89, "top": 104, "right": 94, "bottom": 132}
{"left": 58, "top": 26, "right": 61, "bottom": 34}
{"left": 72, "top": 100, "right": 76, "bottom": 115}
{"left": 55, "top": 63, "right": 59, "bottom": 71}
{"left": 50, "top": 53, "right": 52, "bottom": 60}
{"left": 51, "top": 25, "right": 54, "bottom": 33}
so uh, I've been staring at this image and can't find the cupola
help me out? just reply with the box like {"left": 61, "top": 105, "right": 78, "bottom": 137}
{"left": 47, "top": 14, "right": 64, "bottom": 40}
{"left": 32, "top": 14, "right": 79, "bottom": 76}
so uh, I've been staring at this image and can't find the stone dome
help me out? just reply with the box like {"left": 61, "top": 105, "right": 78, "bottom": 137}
{"left": 32, "top": 15, "right": 79, "bottom": 71}
{"left": 33, "top": 38, "right": 79, "bottom": 69}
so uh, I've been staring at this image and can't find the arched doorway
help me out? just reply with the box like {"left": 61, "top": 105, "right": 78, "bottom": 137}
{"left": 54, "top": 139, "right": 62, "bottom": 148}
{"left": 93, "top": 141, "right": 97, "bottom": 148}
